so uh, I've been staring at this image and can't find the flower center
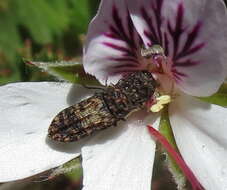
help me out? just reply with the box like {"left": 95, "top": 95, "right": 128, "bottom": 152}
{"left": 141, "top": 45, "right": 177, "bottom": 112}
{"left": 141, "top": 45, "right": 171, "bottom": 74}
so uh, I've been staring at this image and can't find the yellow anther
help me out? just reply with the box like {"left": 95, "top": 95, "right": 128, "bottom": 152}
{"left": 156, "top": 95, "right": 171, "bottom": 105}
{"left": 150, "top": 103, "right": 164, "bottom": 112}
{"left": 150, "top": 95, "right": 171, "bottom": 113}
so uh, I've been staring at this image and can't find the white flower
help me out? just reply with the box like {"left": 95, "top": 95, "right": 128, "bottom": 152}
{"left": 83, "top": 0, "right": 227, "bottom": 189}
{"left": 0, "top": 82, "right": 158, "bottom": 190}
{"left": 0, "top": 0, "right": 227, "bottom": 190}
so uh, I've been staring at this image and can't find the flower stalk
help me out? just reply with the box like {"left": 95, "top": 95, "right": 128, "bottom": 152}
{"left": 147, "top": 124, "right": 204, "bottom": 190}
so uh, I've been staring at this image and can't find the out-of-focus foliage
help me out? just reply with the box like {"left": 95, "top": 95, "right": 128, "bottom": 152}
{"left": 198, "top": 82, "right": 227, "bottom": 106}
{"left": 29, "top": 60, "right": 100, "bottom": 85}
{"left": 0, "top": 0, "right": 99, "bottom": 189}
{"left": 0, "top": 0, "right": 100, "bottom": 85}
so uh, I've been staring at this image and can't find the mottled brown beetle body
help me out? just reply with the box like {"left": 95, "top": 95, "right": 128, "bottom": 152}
{"left": 48, "top": 71, "right": 157, "bottom": 142}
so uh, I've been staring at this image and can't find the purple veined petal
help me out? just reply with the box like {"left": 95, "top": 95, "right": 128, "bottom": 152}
{"left": 83, "top": 0, "right": 144, "bottom": 85}
{"left": 127, "top": 0, "right": 227, "bottom": 96}
{"left": 0, "top": 82, "right": 94, "bottom": 182}
{"left": 169, "top": 94, "right": 227, "bottom": 190}
{"left": 126, "top": 0, "right": 165, "bottom": 49}
{"left": 82, "top": 111, "right": 160, "bottom": 190}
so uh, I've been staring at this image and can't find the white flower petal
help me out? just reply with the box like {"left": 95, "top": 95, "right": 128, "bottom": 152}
{"left": 0, "top": 82, "right": 93, "bottom": 182}
{"left": 83, "top": 0, "right": 143, "bottom": 85}
{"left": 169, "top": 94, "right": 227, "bottom": 190}
{"left": 82, "top": 111, "right": 159, "bottom": 190}
{"left": 127, "top": 0, "right": 227, "bottom": 96}
{"left": 170, "top": 94, "right": 227, "bottom": 146}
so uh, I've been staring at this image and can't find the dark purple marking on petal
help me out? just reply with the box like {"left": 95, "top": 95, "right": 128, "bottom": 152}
{"left": 176, "top": 22, "right": 206, "bottom": 60}
{"left": 102, "top": 4, "right": 143, "bottom": 75}
{"left": 144, "top": 30, "right": 159, "bottom": 45}
{"left": 139, "top": 0, "right": 205, "bottom": 69}
{"left": 102, "top": 42, "right": 136, "bottom": 58}
{"left": 174, "top": 70, "right": 187, "bottom": 78}
{"left": 168, "top": 3, "right": 185, "bottom": 59}
{"left": 107, "top": 59, "right": 143, "bottom": 74}
{"left": 111, "top": 6, "right": 136, "bottom": 48}
{"left": 152, "top": 0, "right": 164, "bottom": 45}
{"left": 164, "top": 2, "right": 205, "bottom": 71}
{"left": 173, "top": 74, "right": 181, "bottom": 82}
{"left": 141, "top": 7, "right": 159, "bottom": 44}
{"left": 173, "top": 60, "right": 199, "bottom": 67}
{"left": 141, "top": 0, "right": 164, "bottom": 46}
{"left": 108, "top": 70, "right": 129, "bottom": 77}
{"left": 103, "top": 5, "right": 142, "bottom": 51}
{"left": 108, "top": 26, "right": 122, "bottom": 39}
{"left": 127, "top": 10, "right": 138, "bottom": 48}
{"left": 136, "top": 0, "right": 207, "bottom": 84}
{"left": 182, "top": 43, "right": 205, "bottom": 57}
{"left": 108, "top": 57, "right": 139, "bottom": 65}
{"left": 164, "top": 32, "right": 169, "bottom": 56}
{"left": 104, "top": 32, "right": 119, "bottom": 40}
{"left": 181, "top": 22, "right": 201, "bottom": 53}
{"left": 110, "top": 63, "right": 140, "bottom": 69}
{"left": 176, "top": 43, "right": 205, "bottom": 60}
{"left": 109, "top": 68, "right": 141, "bottom": 76}
{"left": 172, "top": 68, "right": 187, "bottom": 82}
{"left": 175, "top": 71, "right": 187, "bottom": 77}
{"left": 140, "top": 0, "right": 169, "bottom": 56}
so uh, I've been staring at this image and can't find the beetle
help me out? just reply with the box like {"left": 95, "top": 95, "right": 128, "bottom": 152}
{"left": 48, "top": 71, "right": 157, "bottom": 142}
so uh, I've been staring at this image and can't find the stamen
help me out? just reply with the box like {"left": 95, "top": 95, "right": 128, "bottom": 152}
{"left": 156, "top": 95, "right": 171, "bottom": 104}
{"left": 150, "top": 95, "right": 171, "bottom": 112}
{"left": 141, "top": 44, "right": 172, "bottom": 77}
{"left": 147, "top": 125, "right": 205, "bottom": 190}
{"left": 150, "top": 103, "right": 164, "bottom": 112}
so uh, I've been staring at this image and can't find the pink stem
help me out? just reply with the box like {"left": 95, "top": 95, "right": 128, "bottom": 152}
{"left": 147, "top": 125, "right": 204, "bottom": 190}
{"left": 24, "top": 60, "right": 34, "bottom": 65}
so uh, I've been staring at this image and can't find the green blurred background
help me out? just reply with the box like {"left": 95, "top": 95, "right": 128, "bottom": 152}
{"left": 0, "top": 0, "right": 100, "bottom": 85}
{"left": 0, "top": 1, "right": 100, "bottom": 189}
